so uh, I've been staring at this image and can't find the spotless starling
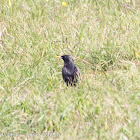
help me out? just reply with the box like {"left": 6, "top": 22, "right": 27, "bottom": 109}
{"left": 56, "top": 55, "right": 80, "bottom": 86}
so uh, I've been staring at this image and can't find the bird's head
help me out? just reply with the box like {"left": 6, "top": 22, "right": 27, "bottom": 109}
{"left": 56, "top": 55, "right": 74, "bottom": 63}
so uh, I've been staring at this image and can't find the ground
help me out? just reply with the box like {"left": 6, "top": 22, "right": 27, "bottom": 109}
{"left": 0, "top": 0, "right": 140, "bottom": 139}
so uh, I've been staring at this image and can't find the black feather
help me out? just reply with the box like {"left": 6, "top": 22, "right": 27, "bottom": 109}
{"left": 61, "top": 55, "right": 80, "bottom": 86}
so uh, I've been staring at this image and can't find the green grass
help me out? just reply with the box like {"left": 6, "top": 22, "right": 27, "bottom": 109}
{"left": 0, "top": 0, "right": 140, "bottom": 139}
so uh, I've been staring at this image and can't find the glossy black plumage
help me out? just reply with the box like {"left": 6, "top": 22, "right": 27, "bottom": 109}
{"left": 59, "top": 55, "right": 80, "bottom": 86}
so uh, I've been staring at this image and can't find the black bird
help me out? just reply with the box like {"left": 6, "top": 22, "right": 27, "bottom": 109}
{"left": 56, "top": 55, "right": 80, "bottom": 86}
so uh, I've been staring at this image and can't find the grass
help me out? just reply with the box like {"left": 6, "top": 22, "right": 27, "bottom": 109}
{"left": 0, "top": 0, "right": 140, "bottom": 139}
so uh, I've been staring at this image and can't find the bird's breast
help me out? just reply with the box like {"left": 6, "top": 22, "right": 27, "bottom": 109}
{"left": 62, "top": 66, "right": 73, "bottom": 76}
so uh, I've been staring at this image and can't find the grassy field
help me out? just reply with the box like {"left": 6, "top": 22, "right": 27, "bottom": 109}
{"left": 0, "top": 0, "right": 140, "bottom": 139}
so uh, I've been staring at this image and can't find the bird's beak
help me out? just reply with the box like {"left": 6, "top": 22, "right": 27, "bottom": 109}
{"left": 56, "top": 56, "right": 61, "bottom": 59}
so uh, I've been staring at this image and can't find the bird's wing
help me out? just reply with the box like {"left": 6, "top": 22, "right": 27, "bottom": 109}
{"left": 74, "top": 66, "right": 80, "bottom": 78}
